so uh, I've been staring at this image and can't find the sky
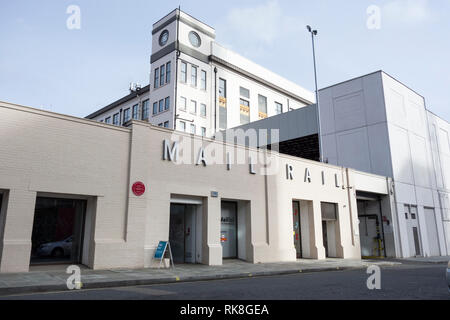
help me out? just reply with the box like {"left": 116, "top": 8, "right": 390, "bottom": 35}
{"left": 0, "top": 0, "right": 449, "bottom": 121}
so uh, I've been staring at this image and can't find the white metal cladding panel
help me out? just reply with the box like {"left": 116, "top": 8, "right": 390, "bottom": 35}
{"left": 388, "top": 124, "right": 414, "bottom": 184}
{"left": 333, "top": 91, "right": 366, "bottom": 132}
{"left": 336, "top": 127, "right": 371, "bottom": 173}
{"left": 424, "top": 207, "right": 440, "bottom": 256}
{"left": 367, "top": 123, "right": 393, "bottom": 177}
{"left": 410, "top": 134, "right": 431, "bottom": 188}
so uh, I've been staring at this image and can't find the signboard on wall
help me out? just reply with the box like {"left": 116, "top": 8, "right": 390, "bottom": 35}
{"left": 132, "top": 182, "right": 146, "bottom": 196}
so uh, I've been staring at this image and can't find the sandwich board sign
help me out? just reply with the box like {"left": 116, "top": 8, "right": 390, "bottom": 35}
{"left": 153, "top": 241, "right": 175, "bottom": 269}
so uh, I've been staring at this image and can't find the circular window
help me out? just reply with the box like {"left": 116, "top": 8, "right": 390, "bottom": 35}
{"left": 189, "top": 31, "right": 201, "bottom": 48}
{"left": 159, "top": 30, "right": 169, "bottom": 47}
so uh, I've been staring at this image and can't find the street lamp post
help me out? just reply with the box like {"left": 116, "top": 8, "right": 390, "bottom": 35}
{"left": 307, "top": 25, "right": 324, "bottom": 163}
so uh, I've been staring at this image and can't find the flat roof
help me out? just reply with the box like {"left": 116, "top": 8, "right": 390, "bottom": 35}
{"left": 85, "top": 85, "right": 150, "bottom": 119}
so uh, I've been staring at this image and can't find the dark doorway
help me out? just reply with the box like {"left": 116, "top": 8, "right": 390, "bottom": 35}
{"left": 292, "top": 201, "right": 302, "bottom": 258}
{"left": 30, "top": 197, "right": 86, "bottom": 265}
{"left": 413, "top": 227, "right": 421, "bottom": 256}
{"left": 169, "top": 203, "right": 198, "bottom": 264}
{"left": 322, "top": 221, "right": 328, "bottom": 257}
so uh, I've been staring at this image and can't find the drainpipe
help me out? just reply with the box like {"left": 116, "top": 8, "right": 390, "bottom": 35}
{"left": 378, "top": 196, "right": 387, "bottom": 258}
{"left": 389, "top": 178, "right": 404, "bottom": 258}
{"left": 173, "top": 8, "right": 180, "bottom": 130}
{"left": 214, "top": 67, "right": 218, "bottom": 134}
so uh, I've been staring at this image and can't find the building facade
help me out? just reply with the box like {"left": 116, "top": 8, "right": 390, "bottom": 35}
{"left": 319, "top": 71, "right": 450, "bottom": 258}
{"left": 0, "top": 101, "right": 394, "bottom": 273}
{"left": 235, "top": 71, "right": 450, "bottom": 258}
{"left": 86, "top": 9, "right": 315, "bottom": 137}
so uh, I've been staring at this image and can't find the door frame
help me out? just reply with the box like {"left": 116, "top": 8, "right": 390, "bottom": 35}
{"left": 221, "top": 201, "right": 238, "bottom": 259}
{"left": 292, "top": 200, "right": 303, "bottom": 258}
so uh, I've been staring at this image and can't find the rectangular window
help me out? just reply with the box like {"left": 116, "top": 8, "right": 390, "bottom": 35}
{"left": 132, "top": 104, "right": 139, "bottom": 119}
{"left": 201, "top": 127, "right": 206, "bottom": 137}
{"left": 258, "top": 94, "right": 268, "bottom": 119}
{"left": 105, "top": 117, "right": 111, "bottom": 124}
{"left": 158, "top": 123, "right": 163, "bottom": 127}
{"left": 164, "top": 121, "right": 169, "bottom": 128}
{"left": 166, "top": 61, "right": 171, "bottom": 84}
{"left": 181, "top": 62, "right": 187, "bottom": 83}
{"left": 179, "top": 121, "right": 186, "bottom": 132}
{"left": 123, "top": 108, "right": 131, "bottom": 122}
{"left": 219, "top": 78, "right": 227, "bottom": 130}
{"left": 160, "top": 64, "right": 165, "bottom": 87}
{"left": 190, "top": 100, "right": 197, "bottom": 115}
{"left": 179, "top": 97, "right": 187, "bottom": 111}
{"left": 113, "top": 113, "right": 120, "bottom": 126}
{"left": 240, "top": 86, "right": 250, "bottom": 99}
{"left": 153, "top": 102, "right": 158, "bottom": 115}
{"left": 190, "top": 123, "right": 196, "bottom": 134}
{"left": 165, "top": 97, "right": 170, "bottom": 110}
{"left": 100, "top": 119, "right": 104, "bottom": 122}
{"left": 141, "top": 99, "right": 149, "bottom": 119}
{"left": 219, "top": 78, "right": 226, "bottom": 98}
{"left": 275, "top": 102, "right": 283, "bottom": 115}
{"left": 240, "top": 98, "right": 250, "bottom": 125}
{"left": 191, "top": 66, "right": 197, "bottom": 86}
{"left": 200, "top": 103, "right": 206, "bottom": 117}
{"left": 154, "top": 68, "right": 159, "bottom": 89}
{"left": 159, "top": 99, "right": 164, "bottom": 113}
{"left": 201, "top": 70, "right": 207, "bottom": 90}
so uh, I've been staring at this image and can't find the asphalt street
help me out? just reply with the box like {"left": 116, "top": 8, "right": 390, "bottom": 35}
{"left": 1, "top": 262, "right": 448, "bottom": 300}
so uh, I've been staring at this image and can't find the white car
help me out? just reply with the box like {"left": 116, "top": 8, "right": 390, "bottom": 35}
{"left": 36, "top": 236, "right": 73, "bottom": 258}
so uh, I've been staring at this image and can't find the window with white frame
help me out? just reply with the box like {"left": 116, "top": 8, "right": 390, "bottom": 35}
{"left": 160, "top": 64, "right": 165, "bottom": 87}
{"left": 165, "top": 97, "right": 170, "bottom": 110}
{"left": 113, "top": 113, "right": 120, "bottom": 125}
{"left": 190, "top": 123, "right": 196, "bottom": 134}
{"left": 190, "top": 100, "right": 197, "bottom": 115}
{"left": 201, "top": 70, "right": 207, "bottom": 90}
{"left": 180, "top": 61, "right": 187, "bottom": 83}
{"left": 123, "top": 108, "right": 131, "bottom": 122}
{"left": 200, "top": 103, "right": 206, "bottom": 117}
{"left": 179, "top": 96, "right": 187, "bottom": 111}
{"left": 275, "top": 102, "right": 283, "bottom": 115}
{"left": 154, "top": 68, "right": 159, "bottom": 89}
{"left": 141, "top": 99, "right": 149, "bottom": 120}
{"left": 132, "top": 104, "right": 139, "bottom": 119}
{"left": 166, "top": 61, "right": 171, "bottom": 83}
{"left": 191, "top": 66, "right": 197, "bottom": 86}
{"left": 201, "top": 127, "right": 206, "bottom": 137}
{"left": 179, "top": 121, "right": 186, "bottom": 132}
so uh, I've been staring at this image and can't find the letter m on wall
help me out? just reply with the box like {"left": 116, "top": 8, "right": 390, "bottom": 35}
{"left": 163, "top": 140, "right": 179, "bottom": 162}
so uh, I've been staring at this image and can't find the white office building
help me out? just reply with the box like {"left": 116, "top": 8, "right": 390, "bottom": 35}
{"left": 86, "top": 9, "right": 315, "bottom": 137}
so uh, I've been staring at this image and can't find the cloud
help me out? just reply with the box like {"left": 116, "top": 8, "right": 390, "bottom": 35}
{"left": 216, "top": 0, "right": 303, "bottom": 55}
{"left": 383, "top": 0, "right": 434, "bottom": 24}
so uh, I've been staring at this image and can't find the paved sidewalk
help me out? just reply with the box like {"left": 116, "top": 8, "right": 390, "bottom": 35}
{"left": 0, "top": 258, "right": 401, "bottom": 296}
{"left": 394, "top": 256, "right": 450, "bottom": 264}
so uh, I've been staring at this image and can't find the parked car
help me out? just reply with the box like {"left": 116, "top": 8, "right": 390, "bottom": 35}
{"left": 36, "top": 236, "right": 73, "bottom": 258}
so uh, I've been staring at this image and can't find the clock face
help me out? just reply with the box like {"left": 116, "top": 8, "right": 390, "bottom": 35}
{"left": 159, "top": 30, "right": 169, "bottom": 46}
{"left": 189, "top": 31, "right": 201, "bottom": 48}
